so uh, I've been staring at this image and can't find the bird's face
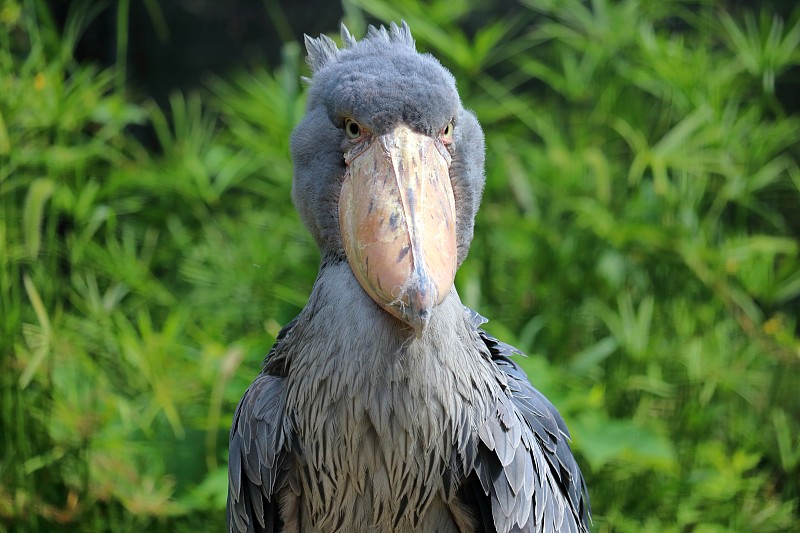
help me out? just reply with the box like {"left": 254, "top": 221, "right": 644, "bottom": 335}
{"left": 291, "top": 23, "right": 485, "bottom": 334}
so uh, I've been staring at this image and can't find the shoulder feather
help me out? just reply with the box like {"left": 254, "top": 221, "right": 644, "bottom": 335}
{"left": 456, "top": 308, "right": 591, "bottom": 533}
{"left": 227, "top": 320, "right": 299, "bottom": 532}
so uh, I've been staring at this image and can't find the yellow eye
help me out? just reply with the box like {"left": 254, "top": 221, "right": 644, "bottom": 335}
{"left": 345, "top": 118, "right": 361, "bottom": 139}
{"left": 441, "top": 121, "right": 454, "bottom": 143}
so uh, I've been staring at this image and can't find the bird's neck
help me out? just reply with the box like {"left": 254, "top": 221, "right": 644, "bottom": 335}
{"left": 283, "top": 260, "right": 490, "bottom": 423}
{"left": 282, "top": 260, "right": 492, "bottom": 531}
{"left": 296, "top": 259, "right": 476, "bottom": 371}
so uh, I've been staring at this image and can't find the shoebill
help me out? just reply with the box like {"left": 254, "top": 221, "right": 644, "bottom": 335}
{"left": 227, "top": 22, "right": 590, "bottom": 533}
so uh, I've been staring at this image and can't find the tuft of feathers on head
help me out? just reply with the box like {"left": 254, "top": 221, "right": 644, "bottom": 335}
{"left": 302, "top": 21, "right": 416, "bottom": 78}
{"left": 303, "top": 33, "right": 338, "bottom": 75}
{"left": 340, "top": 24, "right": 358, "bottom": 48}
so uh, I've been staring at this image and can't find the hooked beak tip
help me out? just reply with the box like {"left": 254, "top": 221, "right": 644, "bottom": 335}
{"left": 396, "top": 279, "right": 439, "bottom": 338}
{"left": 407, "top": 308, "right": 430, "bottom": 339}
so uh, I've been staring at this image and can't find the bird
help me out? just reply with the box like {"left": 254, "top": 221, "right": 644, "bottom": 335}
{"left": 227, "top": 22, "right": 590, "bottom": 533}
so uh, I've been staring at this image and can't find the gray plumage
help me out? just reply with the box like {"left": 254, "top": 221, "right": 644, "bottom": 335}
{"left": 228, "top": 22, "right": 590, "bottom": 533}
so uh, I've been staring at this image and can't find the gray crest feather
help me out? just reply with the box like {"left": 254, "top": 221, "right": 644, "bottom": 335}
{"left": 364, "top": 20, "right": 415, "bottom": 49}
{"left": 392, "top": 20, "right": 415, "bottom": 47}
{"left": 304, "top": 21, "right": 416, "bottom": 77}
{"left": 303, "top": 32, "right": 339, "bottom": 73}
{"left": 340, "top": 23, "right": 357, "bottom": 48}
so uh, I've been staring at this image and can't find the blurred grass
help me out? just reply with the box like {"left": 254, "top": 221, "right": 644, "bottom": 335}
{"left": 1, "top": 0, "right": 799, "bottom": 531}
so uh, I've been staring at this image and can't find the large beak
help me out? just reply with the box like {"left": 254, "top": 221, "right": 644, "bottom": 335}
{"left": 339, "top": 125, "right": 457, "bottom": 335}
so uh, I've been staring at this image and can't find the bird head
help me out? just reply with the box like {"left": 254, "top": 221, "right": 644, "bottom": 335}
{"left": 291, "top": 22, "right": 485, "bottom": 335}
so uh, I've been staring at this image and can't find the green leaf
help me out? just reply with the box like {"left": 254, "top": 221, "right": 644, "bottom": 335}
{"left": 0, "top": 109, "right": 10, "bottom": 155}
{"left": 572, "top": 413, "right": 676, "bottom": 471}
{"left": 19, "top": 273, "right": 52, "bottom": 388}
{"left": 22, "top": 178, "right": 55, "bottom": 258}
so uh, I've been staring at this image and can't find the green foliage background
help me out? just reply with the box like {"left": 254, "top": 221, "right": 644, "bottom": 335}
{"left": 2, "top": 0, "right": 799, "bottom": 531}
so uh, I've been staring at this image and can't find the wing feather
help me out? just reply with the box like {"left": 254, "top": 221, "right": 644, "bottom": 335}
{"left": 227, "top": 321, "right": 297, "bottom": 533}
{"left": 458, "top": 307, "right": 591, "bottom": 533}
